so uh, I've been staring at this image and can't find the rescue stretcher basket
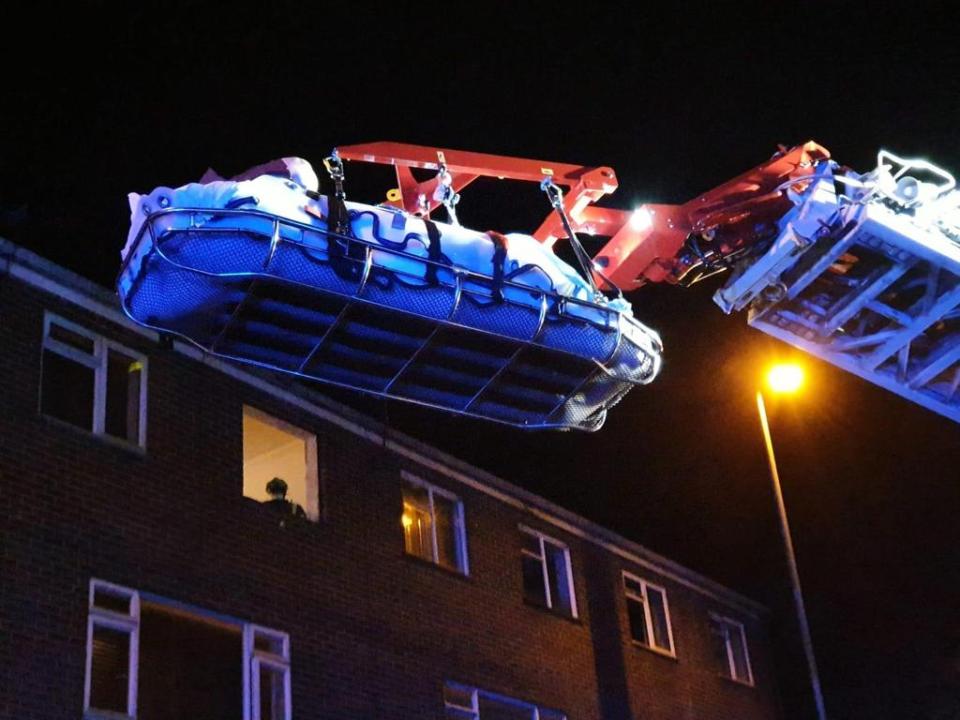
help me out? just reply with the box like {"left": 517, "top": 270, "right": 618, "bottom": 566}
{"left": 117, "top": 208, "right": 662, "bottom": 431}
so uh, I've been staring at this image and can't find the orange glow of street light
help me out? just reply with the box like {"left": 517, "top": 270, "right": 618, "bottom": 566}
{"left": 766, "top": 363, "right": 805, "bottom": 395}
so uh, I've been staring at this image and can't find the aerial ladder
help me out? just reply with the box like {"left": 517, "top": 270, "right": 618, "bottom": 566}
{"left": 118, "top": 141, "right": 960, "bottom": 428}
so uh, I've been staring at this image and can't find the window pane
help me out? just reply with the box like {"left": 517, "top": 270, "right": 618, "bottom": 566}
{"left": 259, "top": 665, "right": 286, "bottom": 720}
{"left": 545, "top": 544, "right": 572, "bottom": 616}
{"left": 106, "top": 350, "right": 142, "bottom": 443}
{"left": 254, "top": 633, "right": 285, "bottom": 656}
{"left": 433, "top": 493, "right": 461, "bottom": 571}
{"left": 626, "top": 596, "right": 649, "bottom": 644}
{"left": 402, "top": 484, "right": 434, "bottom": 562}
{"left": 93, "top": 588, "right": 132, "bottom": 615}
{"left": 522, "top": 554, "right": 548, "bottom": 607}
{"left": 477, "top": 695, "right": 532, "bottom": 720}
{"left": 89, "top": 625, "right": 130, "bottom": 714}
{"left": 242, "top": 408, "right": 315, "bottom": 519}
{"left": 647, "top": 587, "right": 671, "bottom": 651}
{"left": 520, "top": 532, "right": 541, "bottom": 557}
{"left": 710, "top": 620, "right": 732, "bottom": 676}
{"left": 41, "top": 349, "right": 94, "bottom": 429}
{"left": 443, "top": 683, "right": 475, "bottom": 710}
{"left": 624, "top": 576, "right": 644, "bottom": 597}
{"left": 730, "top": 626, "right": 751, "bottom": 681}
{"left": 49, "top": 322, "right": 95, "bottom": 353}
{"left": 138, "top": 606, "right": 242, "bottom": 720}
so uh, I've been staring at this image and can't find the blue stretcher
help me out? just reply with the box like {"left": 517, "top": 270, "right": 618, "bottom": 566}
{"left": 117, "top": 204, "right": 663, "bottom": 431}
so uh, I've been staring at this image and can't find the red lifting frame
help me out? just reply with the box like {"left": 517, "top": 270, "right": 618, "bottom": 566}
{"left": 337, "top": 140, "right": 831, "bottom": 291}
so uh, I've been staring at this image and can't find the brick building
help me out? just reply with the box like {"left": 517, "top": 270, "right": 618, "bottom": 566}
{"left": 1, "top": 237, "right": 783, "bottom": 719}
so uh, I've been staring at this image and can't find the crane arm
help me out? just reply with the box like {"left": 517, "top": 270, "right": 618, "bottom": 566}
{"left": 336, "top": 141, "right": 960, "bottom": 424}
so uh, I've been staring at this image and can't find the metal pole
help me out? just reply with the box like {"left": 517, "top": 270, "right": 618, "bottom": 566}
{"left": 757, "top": 391, "right": 828, "bottom": 720}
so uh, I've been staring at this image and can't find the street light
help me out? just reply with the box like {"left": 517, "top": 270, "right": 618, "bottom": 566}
{"left": 757, "top": 363, "right": 828, "bottom": 720}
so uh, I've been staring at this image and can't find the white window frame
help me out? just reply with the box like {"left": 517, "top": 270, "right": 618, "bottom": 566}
{"left": 41, "top": 312, "right": 148, "bottom": 448}
{"left": 243, "top": 624, "right": 292, "bottom": 720}
{"left": 622, "top": 571, "right": 676, "bottom": 657}
{"left": 400, "top": 471, "right": 469, "bottom": 575}
{"left": 243, "top": 405, "right": 320, "bottom": 521}
{"left": 518, "top": 525, "right": 578, "bottom": 619}
{"left": 443, "top": 680, "right": 566, "bottom": 720}
{"left": 84, "top": 579, "right": 140, "bottom": 719}
{"left": 84, "top": 579, "right": 291, "bottom": 720}
{"left": 710, "top": 613, "right": 754, "bottom": 686}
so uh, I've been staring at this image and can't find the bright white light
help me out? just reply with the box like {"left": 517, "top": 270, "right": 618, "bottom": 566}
{"left": 766, "top": 364, "right": 804, "bottom": 394}
{"left": 629, "top": 207, "right": 653, "bottom": 232}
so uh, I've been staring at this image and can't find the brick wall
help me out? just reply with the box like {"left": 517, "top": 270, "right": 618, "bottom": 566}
{"left": 0, "top": 263, "right": 782, "bottom": 720}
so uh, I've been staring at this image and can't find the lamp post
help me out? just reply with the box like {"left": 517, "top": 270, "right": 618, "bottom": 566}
{"left": 757, "top": 364, "right": 827, "bottom": 720}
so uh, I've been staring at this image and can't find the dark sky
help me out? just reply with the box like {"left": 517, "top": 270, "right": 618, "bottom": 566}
{"left": 3, "top": 4, "right": 959, "bottom": 718}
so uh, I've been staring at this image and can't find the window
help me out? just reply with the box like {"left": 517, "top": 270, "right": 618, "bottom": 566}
{"left": 443, "top": 681, "right": 565, "bottom": 720}
{"left": 623, "top": 572, "right": 675, "bottom": 655}
{"left": 243, "top": 406, "right": 319, "bottom": 520}
{"left": 41, "top": 313, "right": 147, "bottom": 447}
{"left": 84, "top": 579, "right": 291, "bottom": 720}
{"left": 519, "top": 526, "right": 577, "bottom": 618}
{"left": 400, "top": 472, "right": 468, "bottom": 574}
{"left": 709, "top": 614, "right": 754, "bottom": 685}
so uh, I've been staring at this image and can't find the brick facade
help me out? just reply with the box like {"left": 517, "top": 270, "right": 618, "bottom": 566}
{"left": 0, "top": 239, "right": 782, "bottom": 719}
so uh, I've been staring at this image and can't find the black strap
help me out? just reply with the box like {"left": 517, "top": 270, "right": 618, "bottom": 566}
{"left": 491, "top": 241, "right": 506, "bottom": 303}
{"left": 424, "top": 220, "right": 443, "bottom": 284}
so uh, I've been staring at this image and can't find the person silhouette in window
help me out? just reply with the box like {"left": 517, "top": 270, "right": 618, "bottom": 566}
{"left": 263, "top": 477, "right": 306, "bottom": 523}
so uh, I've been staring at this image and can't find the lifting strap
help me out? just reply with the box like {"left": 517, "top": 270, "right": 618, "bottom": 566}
{"left": 486, "top": 231, "right": 509, "bottom": 302}
{"left": 323, "top": 150, "right": 350, "bottom": 236}
{"left": 424, "top": 220, "right": 443, "bottom": 284}
{"left": 322, "top": 149, "right": 362, "bottom": 280}
{"left": 433, "top": 153, "right": 461, "bottom": 226}
{"left": 540, "top": 178, "right": 600, "bottom": 298}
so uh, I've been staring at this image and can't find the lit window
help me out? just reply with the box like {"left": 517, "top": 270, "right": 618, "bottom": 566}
{"left": 243, "top": 406, "right": 319, "bottom": 520}
{"left": 41, "top": 313, "right": 147, "bottom": 447}
{"left": 519, "top": 526, "right": 577, "bottom": 618}
{"left": 709, "top": 614, "right": 754, "bottom": 685}
{"left": 623, "top": 572, "right": 675, "bottom": 655}
{"left": 443, "top": 681, "right": 565, "bottom": 720}
{"left": 84, "top": 579, "right": 291, "bottom": 720}
{"left": 401, "top": 472, "right": 468, "bottom": 574}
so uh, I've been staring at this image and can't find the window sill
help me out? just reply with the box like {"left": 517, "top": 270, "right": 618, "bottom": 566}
{"left": 243, "top": 496, "right": 322, "bottom": 527}
{"left": 522, "top": 597, "right": 582, "bottom": 626}
{"left": 630, "top": 640, "right": 678, "bottom": 661}
{"left": 401, "top": 551, "right": 471, "bottom": 582}
{"left": 719, "top": 673, "right": 755, "bottom": 689}
{"left": 84, "top": 708, "right": 134, "bottom": 720}
{"left": 40, "top": 413, "right": 146, "bottom": 457}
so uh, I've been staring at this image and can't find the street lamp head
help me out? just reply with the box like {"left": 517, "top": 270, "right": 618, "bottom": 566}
{"left": 766, "top": 363, "right": 804, "bottom": 394}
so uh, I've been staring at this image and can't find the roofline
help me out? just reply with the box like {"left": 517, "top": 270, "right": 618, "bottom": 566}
{"left": 0, "top": 236, "right": 768, "bottom": 618}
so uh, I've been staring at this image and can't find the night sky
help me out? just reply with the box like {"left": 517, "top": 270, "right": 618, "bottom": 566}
{"left": 3, "top": 4, "right": 959, "bottom": 718}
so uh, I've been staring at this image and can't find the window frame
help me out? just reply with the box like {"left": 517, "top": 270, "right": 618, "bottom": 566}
{"left": 400, "top": 471, "right": 469, "bottom": 575}
{"left": 622, "top": 571, "right": 676, "bottom": 657}
{"left": 518, "top": 525, "right": 578, "bottom": 619}
{"left": 242, "top": 405, "right": 321, "bottom": 521}
{"left": 709, "top": 613, "right": 754, "bottom": 686}
{"left": 84, "top": 579, "right": 291, "bottom": 720}
{"left": 84, "top": 580, "right": 140, "bottom": 719}
{"left": 443, "top": 680, "right": 566, "bottom": 720}
{"left": 41, "top": 312, "right": 148, "bottom": 449}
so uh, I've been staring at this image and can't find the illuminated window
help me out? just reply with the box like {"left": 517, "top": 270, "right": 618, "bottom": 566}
{"left": 623, "top": 572, "right": 675, "bottom": 655}
{"left": 443, "top": 681, "right": 565, "bottom": 720}
{"left": 84, "top": 579, "right": 291, "bottom": 720}
{"left": 709, "top": 614, "right": 754, "bottom": 685}
{"left": 400, "top": 472, "right": 468, "bottom": 574}
{"left": 243, "top": 406, "right": 319, "bottom": 521}
{"left": 519, "top": 526, "right": 577, "bottom": 618}
{"left": 41, "top": 313, "right": 147, "bottom": 447}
